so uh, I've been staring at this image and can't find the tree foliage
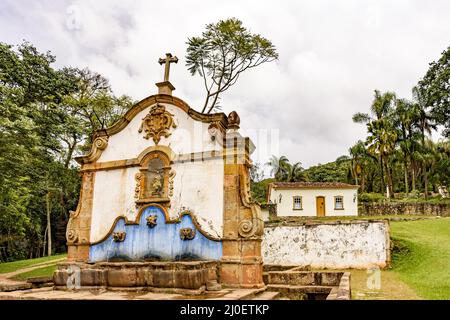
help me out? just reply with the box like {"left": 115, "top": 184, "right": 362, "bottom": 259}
{"left": 186, "top": 18, "right": 278, "bottom": 113}
{"left": 417, "top": 45, "right": 450, "bottom": 137}
{"left": 0, "top": 42, "right": 132, "bottom": 261}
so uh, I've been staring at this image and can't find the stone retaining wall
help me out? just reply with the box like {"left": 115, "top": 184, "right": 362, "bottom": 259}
{"left": 262, "top": 220, "right": 390, "bottom": 269}
{"left": 359, "top": 202, "right": 450, "bottom": 216}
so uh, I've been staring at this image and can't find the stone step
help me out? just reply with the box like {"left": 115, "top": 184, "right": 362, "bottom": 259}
{"left": 0, "top": 282, "right": 33, "bottom": 292}
{"left": 267, "top": 284, "right": 333, "bottom": 294}
{"left": 26, "top": 276, "right": 53, "bottom": 284}
{"left": 252, "top": 291, "right": 280, "bottom": 300}
{"left": 209, "top": 288, "right": 266, "bottom": 300}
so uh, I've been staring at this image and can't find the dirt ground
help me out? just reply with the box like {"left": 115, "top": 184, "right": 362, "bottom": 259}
{"left": 348, "top": 269, "right": 422, "bottom": 300}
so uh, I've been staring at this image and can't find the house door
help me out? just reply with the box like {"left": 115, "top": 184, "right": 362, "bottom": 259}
{"left": 316, "top": 196, "right": 325, "bottom": 217}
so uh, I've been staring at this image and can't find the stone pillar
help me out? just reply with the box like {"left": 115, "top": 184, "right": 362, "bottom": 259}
{"left": 66, "top": 171, "right": 95, "bottom": 262}
{"left": 220, "top": 112, "right": 265, "bottom": 288}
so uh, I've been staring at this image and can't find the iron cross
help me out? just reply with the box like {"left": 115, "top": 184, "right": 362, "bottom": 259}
{"left": 158, "top": 53, "right": 178, "bottom": 82}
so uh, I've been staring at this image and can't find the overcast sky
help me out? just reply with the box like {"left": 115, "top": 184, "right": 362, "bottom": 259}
{"left": 1, "top": 0, "right": 449, "bottom": 172}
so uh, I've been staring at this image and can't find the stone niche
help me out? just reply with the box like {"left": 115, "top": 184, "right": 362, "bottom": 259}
{"left": 61, "top": 81, "right": 264, "bottom": 292}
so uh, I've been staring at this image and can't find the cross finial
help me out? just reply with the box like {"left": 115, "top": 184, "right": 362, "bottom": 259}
{"left": 158, "top": 53, "right": 178, "bottom": 82}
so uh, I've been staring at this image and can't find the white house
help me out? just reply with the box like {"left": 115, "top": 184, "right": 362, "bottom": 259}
{"left": 266, "top": 182, "right": 359, "bottom": 218}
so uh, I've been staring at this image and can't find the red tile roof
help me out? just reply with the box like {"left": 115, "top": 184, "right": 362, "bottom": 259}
{"left": 269, "top": 182, "right": 359, "bottom": 189}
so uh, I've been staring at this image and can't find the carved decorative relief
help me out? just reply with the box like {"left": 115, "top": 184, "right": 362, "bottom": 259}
{"left": 238, "top": 220, "right": 254, "bottom": 238}
{"left": 168, "top": 170, "right": 176, "bottom": 197}
{"left": 146, "top": 215, "right": 157, "bottom": 228}
{"left": 134, "top": 172, "right": 143, "bottom": 200}
{"left": 227, "top": 111, "right": 240, "bottom": 129}
{"left": 237, "top": 166, "right": 264, "bottom": 238}
{"left": 113, "top": 231, "right": 126, "bottom": 242}
{"left": 134, "top": 151, "right": 173, "bottom": 211}
{"left": 138, "top": 104, "right": 177, "bottom": 145}
{"left": 75, "top": 136, "right": 108, "bottom": 164}
{"left": 66, "top": 228, "right": 79, "bottom": 244}
{"left": 180, "top": 228, "right": 196, "bottom": 240}
{"left": 208, "top": 122, "right": 226, "bottom": 144}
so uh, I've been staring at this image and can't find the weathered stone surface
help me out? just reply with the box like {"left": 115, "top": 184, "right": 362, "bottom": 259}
{"left": 359, "top": 202, "right": 450, "bottom": 216}
{"left": 319, "top": 272, "right": 342, "bottom": 286}
{"left": 53, "top": 270, "right": 68, "bottom": 286}
{"left": 251, "top": 291, "right": 280, "bottom": 300}
{"left": 107, "top": 269, "right": 137, "bottom": 287}
{"left": 263, "top": 220, "right": 390, "bottom": 269}
{"left": 268, "top": 272, "right": 315, "bottom": 286}
{"left": 206, "top": 280, "right": 222, "bottom": 291}
{"left": 173, "top": 269, "right": 206, "bottom": 289}
{"left": 26, "top": 276, "right": 53, "bottom": 284}
{"left": 326, "top": 272, "right": 351, "bottom": 300}
{"left": 54, "top": 261, "right": 221, "bottom": 290}
{"left": 80, "top": 269, "right": 106, "bottom": 287}
{"left": 0, "top": 282, "right": 33, "bottom": 292}
{"left": 152, "top": 270, "right": 175, "bottom": 288}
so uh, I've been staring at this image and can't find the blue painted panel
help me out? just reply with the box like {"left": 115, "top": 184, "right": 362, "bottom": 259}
{"left": 89, "top": 206, "right": 222, "bottom": 262}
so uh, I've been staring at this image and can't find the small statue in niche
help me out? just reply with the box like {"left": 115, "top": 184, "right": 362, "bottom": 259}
{"left": 180, "top": 228, "right": 196, "bottom": 240}
{"left": 151, "top": 173, "right": 163, "bottom": 196}
{"left": 113, "top": 231, "right": 126, "bottom": 242}
{"left": 146, "top": 215, "right": 157, "bottom": 228}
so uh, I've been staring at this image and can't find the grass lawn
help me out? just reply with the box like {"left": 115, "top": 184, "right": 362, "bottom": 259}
{"left": 390, "top": 217, "right": 450, "bottom": 299}
{"left": 0, "top": 254, "right": 66, "bottom": 274}
{"left": 11, "top": 265, "right": 57, "bottom": 281}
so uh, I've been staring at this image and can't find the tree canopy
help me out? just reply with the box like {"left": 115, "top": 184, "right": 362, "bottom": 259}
{"left": 186, "top": 18, "right": 278, "bottom": 114}
{"left": 0, "top": 41, "right": 133, "bottom": 261}
{"left": 417, "top": 45, "right": 450, "bottom": 137}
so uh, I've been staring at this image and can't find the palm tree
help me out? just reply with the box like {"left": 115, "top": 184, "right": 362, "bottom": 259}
{"left": 266, "top": 155, "right": 290, "bottom": 181}
{"left": 412, "top": 86, "right": 437, "bottom": 199}
{"left": 392, "top": 98, "right": 416, "bottom": 195}
{"left": 285, "top": 162, "right": 307, "bottom": 182}
{"left": 348, "top": 140, "right": 372, "bottom": 188}
{"left": 353, "top": 90, "right": 397, "bottom": 197}
{"left": 415, "top": 138, "right": 439, "bottom": 198}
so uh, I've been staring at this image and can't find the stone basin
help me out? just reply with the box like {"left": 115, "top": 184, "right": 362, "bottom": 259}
{"left": 53, "top": 260, "right": 219, "bottom": 293}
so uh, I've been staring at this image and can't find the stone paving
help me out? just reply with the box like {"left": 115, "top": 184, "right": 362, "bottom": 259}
{"left": 0, "top": 287, "right": 273, "bottom": 300}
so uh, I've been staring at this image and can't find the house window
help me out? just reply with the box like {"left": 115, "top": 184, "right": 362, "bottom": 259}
{"left": 293, "top": 196, "right": 303, "bottom": 210}
{"left": 334, "top": 196, "right": 344, "bottom": 210}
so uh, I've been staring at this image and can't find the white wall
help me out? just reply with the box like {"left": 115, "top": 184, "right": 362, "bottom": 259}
{"left": 89, "top": 102, "right": 225, "bottom": 242}
{"left": 261, "top": 208, "right": 270, "bottom": 222}
{"left": 269, "top": 188, "right": 358, "bottom": 217}
{"left": 98, "top": 103, "right": 222, "bottom": 162}
{"left": 263, "top": 221, "right": 390, "bottom": 269}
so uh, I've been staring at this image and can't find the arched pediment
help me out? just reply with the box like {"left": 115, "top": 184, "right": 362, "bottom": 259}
{"left": 96, "top": 94, "right": 228, "bottom": 139}
{"left": 76, "top": 94, "right": 229, "bottom": 165}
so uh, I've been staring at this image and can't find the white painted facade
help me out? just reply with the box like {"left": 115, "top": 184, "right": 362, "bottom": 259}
{"left": 268, "top": 184, "right": 359, "bottom": 217}
{"left": 98, "top": 103, "right": 222, "bottom": 162}
{"left": 89, "top": 102, "right": 225, "bottom": 243}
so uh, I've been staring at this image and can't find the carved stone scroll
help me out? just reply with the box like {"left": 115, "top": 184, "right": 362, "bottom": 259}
{"left": 138, "top": 104, "right": 177, "bottom": 145}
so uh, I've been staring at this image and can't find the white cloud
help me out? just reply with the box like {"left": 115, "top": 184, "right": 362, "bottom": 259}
{"left": 1, "top": 0, "right": 449, "bottom": 168}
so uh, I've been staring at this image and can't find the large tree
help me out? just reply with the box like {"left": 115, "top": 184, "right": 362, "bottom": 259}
{"left": 186, "top": 18, "right": 278, "bottom": 113}
{"left": 0, "top": 42, "right": 132, "bottom": 261}
{"left": 417, "top": 45, "right": 450, "bottom": 138}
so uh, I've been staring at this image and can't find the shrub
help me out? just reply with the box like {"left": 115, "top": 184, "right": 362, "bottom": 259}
{"left": 359, "top": 192, "right": 386, "bottom": 203}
